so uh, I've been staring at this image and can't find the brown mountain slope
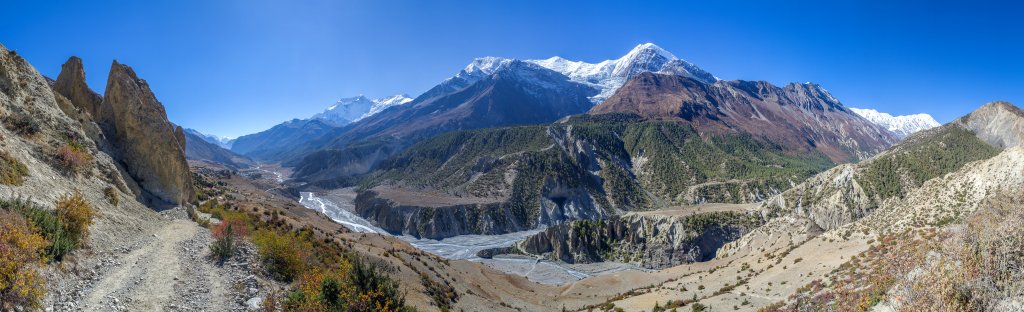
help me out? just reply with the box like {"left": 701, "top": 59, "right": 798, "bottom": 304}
{"left": 592, "top": 72, "right": 898, "bottom": 162}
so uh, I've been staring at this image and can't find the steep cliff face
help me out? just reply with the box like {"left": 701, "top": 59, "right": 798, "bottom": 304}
{"left": 99, "top": 61, "right": 194, "bottom": 205}
{"left": 485, "top": 210, "right": 761, "bottom": 269}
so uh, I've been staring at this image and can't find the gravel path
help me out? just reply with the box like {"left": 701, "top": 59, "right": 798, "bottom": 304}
{"left": 48, "top": 210, "right": 277, "bottom": 312}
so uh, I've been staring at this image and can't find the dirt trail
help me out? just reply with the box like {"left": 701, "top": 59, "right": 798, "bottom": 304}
{"left": 76, "top": 217, "right": 261, "bottom": 312}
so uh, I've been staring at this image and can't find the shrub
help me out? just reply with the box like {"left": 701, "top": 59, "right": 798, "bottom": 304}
{"left": 0, "top": 210, "right": 47, "bottom": 309}
{"left": 2, "top": 112, "right": 40, "bottom": 137}
{"left": 56, "top": 190, "right": 94, "bottom": 248}
{"left": 1, "top": 197, "right": 75, "bottom": 261}
{"left": 253, "top": 229, "right": 310, "bottom": 282}
{"left": 0, "top": 151, "right": 29, "bottom": 186}
{"left": 284, "top": 258, "right": 411, "bottom": 312}
{"left": 103, "top": 186, "right": 119, "bottom": 206}
{"left": 347, "top": 256, "right": 407, "bottom": 311}
{"left": 210, "top": 219, "right": 248, "bottom": 264}
{"left": 54, "top": 143, "right": 92, "bottom": 175}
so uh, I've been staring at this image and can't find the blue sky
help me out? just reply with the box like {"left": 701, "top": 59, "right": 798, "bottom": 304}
{"left": 2, "top": 0, "right": 1022, "bottom": 137}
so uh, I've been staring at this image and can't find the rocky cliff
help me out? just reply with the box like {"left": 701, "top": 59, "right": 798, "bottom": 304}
{"left": 53, "top": 57, "right": 103, "bottom": 120}
{"left": 94, "top": 61, "right": 194, "bottom": 205}
{"left": 481, "top": 210, "right": 761, "bottom": 269}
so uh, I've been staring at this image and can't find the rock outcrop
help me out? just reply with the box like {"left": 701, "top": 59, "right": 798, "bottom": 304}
{"left": 54, "top": 57, "right": 103, "bottom": 120}
{"left": 481, "top": 211, "right": 760, "bottom": 269}
{"left": 98, "top": 61, "right": 194, "bottom": 205}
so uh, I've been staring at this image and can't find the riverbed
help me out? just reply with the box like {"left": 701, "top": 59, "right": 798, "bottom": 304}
{"left": 298, "top": 189, "right": 645, "bottom": 285}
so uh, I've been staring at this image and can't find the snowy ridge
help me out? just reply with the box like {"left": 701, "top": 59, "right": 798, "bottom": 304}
{"left": 527, "top": 43, "right": 718, "bottom": 104}
{"left": 850, "top": 107, "right": 941, "bottom": 139}
{"left": 435, "top": 43, "right": 718, "bottom": 106}
{"left": 312, "top": 94, "right": 413, "bottom": 125}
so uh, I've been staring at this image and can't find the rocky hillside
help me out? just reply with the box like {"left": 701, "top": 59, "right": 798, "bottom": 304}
{"left": 593, "top": 73, "right": 898, "bottom": 163}
{"left": 761, "top": 101, "right": 1020, "bottom": 231}
{"left": 353, "top": 114, "right": 833, "bottom": 239}
{"left": 482, "top": 206, "right": 761, "bottom": 269}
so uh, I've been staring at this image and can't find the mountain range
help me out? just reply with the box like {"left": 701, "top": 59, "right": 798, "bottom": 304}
{"left": 184, "top": 128, "right": 235, "bottom": 149}
{"left": 849, "top": 107, "right": 940, "bottom": 138}
{"left": 225, "top": 45, "right": 888, "bottom": 187}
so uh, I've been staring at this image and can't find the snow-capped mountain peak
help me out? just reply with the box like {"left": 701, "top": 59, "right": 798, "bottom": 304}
{"left": 525, "top": 42, "right": 716, "bottom": 104}
{"left": 313, "top": 94, "right": 413, "bottom": 125}
{"left": 462, "top": 56, "right": 513, "bottom": 76}
{"left": 427, "top": 43, "right": 718, "bottom": 106}
{"left": 850, "top": 107, "right": 941, "bottom": 139}
{"left": 364, "top": 94, "right": 413, "bottom": 118}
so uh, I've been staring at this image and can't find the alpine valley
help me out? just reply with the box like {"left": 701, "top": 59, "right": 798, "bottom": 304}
{"left": 1, "top": 38, "right": 1020, "bottom": 312}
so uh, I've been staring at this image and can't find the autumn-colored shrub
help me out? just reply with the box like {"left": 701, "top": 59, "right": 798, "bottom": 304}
{"left": 54, "top": 143, "right": 92, "bottom": 175}
{"left": 0, "top": 150, "right": 29, "bottom": 186}
{"left": 0, "top": 210, "right": 47, "bottom": 309}
{"left": 56, "top": 190, "right": 94, "bottom": 247}
{"left": 1, "top": 197, "right": 74, "bottom": 261}
{"left": 284, "top": 257, "right": 411, "bottom": 312}
{"left": 253, "top": 228, "right": 311, "bottom": 282}
{"left": 210, "top": 219, "right": 249, "bottom": 263}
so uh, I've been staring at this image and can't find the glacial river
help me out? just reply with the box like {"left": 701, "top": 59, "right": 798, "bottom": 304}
{"left": 298, "top": 191, "right": 642, "bottom": 284}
